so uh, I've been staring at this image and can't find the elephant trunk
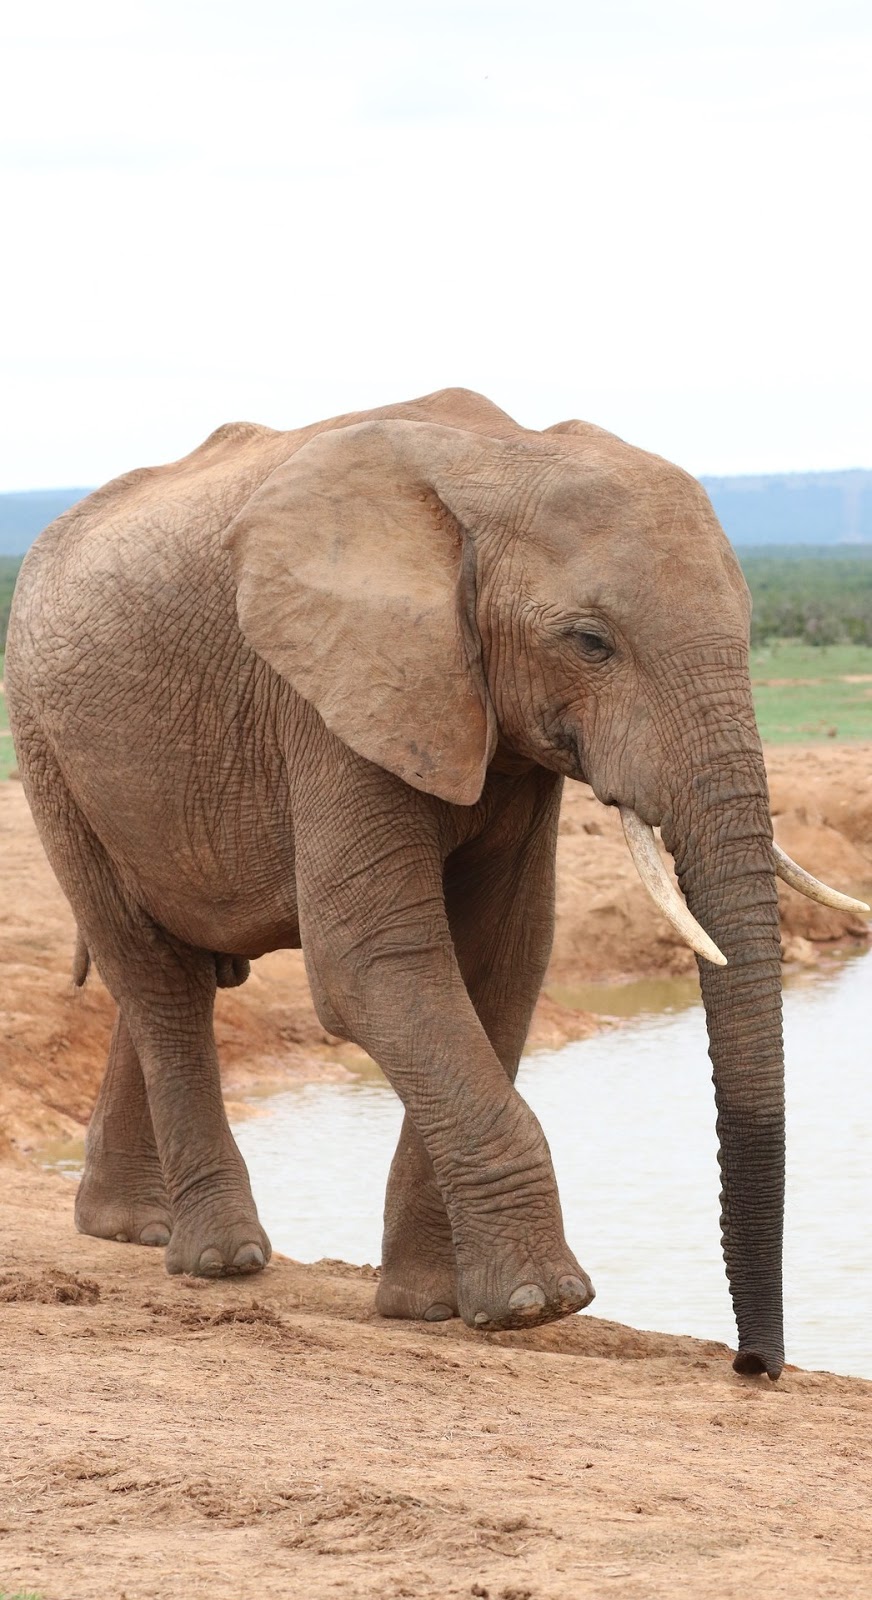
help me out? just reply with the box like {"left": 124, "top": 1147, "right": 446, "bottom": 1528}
{"left": 662, "top": 744, "right": 785, "bottom": 1379}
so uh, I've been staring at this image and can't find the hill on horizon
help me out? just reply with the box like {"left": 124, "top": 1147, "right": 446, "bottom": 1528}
{"left": 0, "top": 488, "right": 93, "bottom": 556}
{"left": 1, "top": 469, "right": 871, "bottom": 556}
{"left": 700, "top": 468, "right": 872, "bottom": 547}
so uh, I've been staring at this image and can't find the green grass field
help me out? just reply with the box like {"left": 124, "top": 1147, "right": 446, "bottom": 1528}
{"left": 750, "top": 640, "right": 872, "bottom": 743}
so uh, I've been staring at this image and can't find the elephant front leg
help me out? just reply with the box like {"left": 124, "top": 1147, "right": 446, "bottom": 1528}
{"left": 75, "top": 1010, "right": 174, "bottom": 1248}
{"left": 377, "top": 1116, "right": 459, "bottom": 1321}
{"left": 369, "top": 998, "right": 591, "bottom": 1331}
{"left": 377, "top": 769, "right": 568, "bottom": 1323}
{"left": 297, "top": 768, "right": 592, "bottom": 1333}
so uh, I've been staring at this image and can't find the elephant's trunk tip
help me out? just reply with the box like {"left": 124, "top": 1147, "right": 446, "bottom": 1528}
{"left": 733, "top": 1347, "right": 784, "bottom": 1382}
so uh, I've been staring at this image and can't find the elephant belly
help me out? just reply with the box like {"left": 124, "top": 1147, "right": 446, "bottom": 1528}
{"left": 155, "top": 894, "right": 302, "bottom": 961}
{"left": 130, "top": 821, "right": 300, "bottom": 960}
{"left": 79, "top": 763, "right": 301, "bottom": 960}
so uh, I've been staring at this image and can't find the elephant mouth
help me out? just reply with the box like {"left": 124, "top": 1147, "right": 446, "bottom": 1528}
{"left": 552, "top": 724, "right": 586, "bottom": 781}
{"left": 619, "top": 806, "right": 869, "bottom": 966}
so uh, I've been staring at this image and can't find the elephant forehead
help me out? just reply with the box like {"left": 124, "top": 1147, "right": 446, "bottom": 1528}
{"left": 526, "top": 462, "right": 746, "bottom": 597}
{"left": 536, "top": 452, "right": 715, "bottom": 544}
{"left": 493, "top": 493, "right": 748, "bottom": 646}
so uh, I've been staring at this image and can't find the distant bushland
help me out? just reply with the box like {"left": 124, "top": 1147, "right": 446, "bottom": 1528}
{"left": 738, "top": 545, "right": 872, "bottom": 647}
{"left": 1, "top": 556, "right": 21, "bottom": 655}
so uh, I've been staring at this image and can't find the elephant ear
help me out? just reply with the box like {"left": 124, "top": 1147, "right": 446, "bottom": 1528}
{"left": 223, "top": 419, "right": 497, "bottom": 805}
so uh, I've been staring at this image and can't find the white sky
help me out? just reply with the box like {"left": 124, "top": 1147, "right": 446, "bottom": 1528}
{"left": 1, "top": 0, "right": 870, "bottom": 489}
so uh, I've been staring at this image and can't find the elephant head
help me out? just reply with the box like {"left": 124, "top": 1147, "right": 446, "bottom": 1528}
{"left": 225, "top": 410, "right": 867, "bottom": 1378}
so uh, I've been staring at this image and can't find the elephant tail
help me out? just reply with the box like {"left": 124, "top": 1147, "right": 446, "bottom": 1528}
{"left": 72, "top": 928, "right": 91, "bottom": 988}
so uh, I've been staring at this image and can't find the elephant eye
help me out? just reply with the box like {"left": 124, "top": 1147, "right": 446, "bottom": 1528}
{"left": 571, "top": 628, "right": 614, "bottom": 662}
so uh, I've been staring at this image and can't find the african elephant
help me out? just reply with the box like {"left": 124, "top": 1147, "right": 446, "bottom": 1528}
{"left": 7, "top": 387, "right": 863, "bottom": 1380}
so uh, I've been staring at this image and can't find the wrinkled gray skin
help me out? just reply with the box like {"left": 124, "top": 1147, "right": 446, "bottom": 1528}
{"left": 6, "top": 388, "right": 784, "bottom": 1378}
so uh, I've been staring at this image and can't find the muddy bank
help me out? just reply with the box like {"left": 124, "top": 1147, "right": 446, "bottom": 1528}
{"left": 2, "top": 744, "right": 870, "bottom": 1152}
{"left": 1, "top": 1165, "right": 870, "bottom": 1600}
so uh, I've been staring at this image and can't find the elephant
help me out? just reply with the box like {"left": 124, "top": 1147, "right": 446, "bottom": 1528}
{"left": 7, "top": 386, "right": 865, "bottom": 1380}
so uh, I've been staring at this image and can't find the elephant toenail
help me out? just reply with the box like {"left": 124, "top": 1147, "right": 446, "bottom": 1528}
{"left": 508, "top": 1284, "right": 547, "bottom": 1317}
{"left": 558, "top": 1273, "right": 594, "bottom": 1307}
{"left": 197, "top": 1247, "right": 224, "bottom": 1275}
{"left": 232, "top": 1243, "right": 265, "bottom": 1272}
{"left": 423, "top": 1303, "right": 454, "bottom": 1322}
{"left": 474, "top": 1311, "right": 490, "bottom": 1326}
{"left": 114, "top": 1232, "right": 129, "bottom": 1243}
{"left": 139, "top": 1223, "right": 171, "bottom": 1247}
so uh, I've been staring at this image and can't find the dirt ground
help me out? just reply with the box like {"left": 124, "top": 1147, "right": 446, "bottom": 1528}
{"left": 1, "top": 747, "right": 871, "bottom": 1598}
{"left": 2, "top": 1169, "right": 872, "bottom": 1600}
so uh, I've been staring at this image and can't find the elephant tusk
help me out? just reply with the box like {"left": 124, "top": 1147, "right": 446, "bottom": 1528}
{"left": 773, "top": 844, "right": 870, "bottom": 915}
{"left": 619, "top": 807, "right": 728, "bottom": 968}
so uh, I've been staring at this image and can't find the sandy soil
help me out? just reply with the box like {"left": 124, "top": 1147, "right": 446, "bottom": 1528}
{"left": 2, "top": 749, "right": 871, "bottom": 1598}
{"left": 1, "top": 1168, "right": 871, "bottom": 1600}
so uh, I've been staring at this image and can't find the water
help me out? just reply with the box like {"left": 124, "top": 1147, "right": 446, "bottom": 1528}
{"left": 232, "top": 950, "right": 871, "bottom": 1379}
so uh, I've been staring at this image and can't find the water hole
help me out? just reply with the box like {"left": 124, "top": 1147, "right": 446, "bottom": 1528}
{"left": 43, "top": 950, "right": 871, "bottom": 1377}
{"left": 232, "top": 948, "right": 872, "bottom": 1378}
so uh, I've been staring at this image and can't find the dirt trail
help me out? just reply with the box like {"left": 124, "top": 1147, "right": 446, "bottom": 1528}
{"left": 2, "top": 1166, "right": 871, "bottom": 1600}
{"left": 2, "top": 748, "right": 871, "bottom": 1597}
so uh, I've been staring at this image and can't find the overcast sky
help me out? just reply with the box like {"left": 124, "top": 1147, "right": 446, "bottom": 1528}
{"left": 2, "top": 0, "right": 870, "bottom": 489}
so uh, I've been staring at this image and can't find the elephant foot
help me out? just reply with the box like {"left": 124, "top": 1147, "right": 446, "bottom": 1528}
{"left": 375, "top": 1257, "right": 459, "bottom": 1322}
{"left": 75, "top": 1159, "right": 173, "bottom": 1249}
{"left": 457, "top": 1244, "right": 595, "bottom": 1333}
{"left": 164, "top": 1193, "right": 271, "bottom": 1278}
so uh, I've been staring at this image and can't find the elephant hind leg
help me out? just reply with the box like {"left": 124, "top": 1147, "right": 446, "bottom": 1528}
{"left": 21, "top": 738, "right": 269, "bottom": 1279}
{"left": 75, "top": 1010, "right": 173, "bottom": 1248}
{"left": 81, "top": 931, "right": 271, "bottom": 1280}
{"left": 375, "top": 1115, "right": 459, "bottom": 1322}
